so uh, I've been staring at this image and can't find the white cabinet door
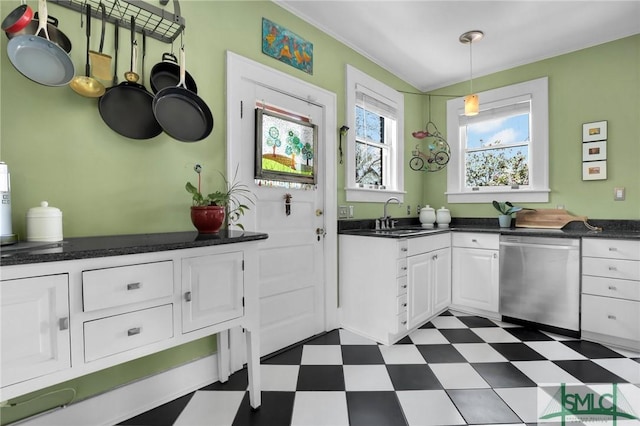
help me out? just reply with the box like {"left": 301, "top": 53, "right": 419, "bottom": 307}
{"left": 1, "top": 274, "right": 71, "bottom": 387}
{"left": 182, "top": 252, "right": 244, "bottom": 333}
{"left": 432, "top": 247, "right": 452, "bottom": 314}
{"left": 406, "top": 253, "right": 433, "bottom": 329}
{"left": 451, "top": 247, "right": 499, "bottom": 313}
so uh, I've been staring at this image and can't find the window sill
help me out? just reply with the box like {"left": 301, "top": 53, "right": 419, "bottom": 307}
{"left": 446, "top": 189, "right": 550, "bottom": 204}
{"left": 346, "top": 187, "right": 405, "bottom": 203}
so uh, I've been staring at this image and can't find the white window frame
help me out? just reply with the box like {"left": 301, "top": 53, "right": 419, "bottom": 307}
{"left": 446, "top": 77, "right": 550, "bottom": 203}
{"left": 345, "top": 65, "right": 404, "bottom": 203}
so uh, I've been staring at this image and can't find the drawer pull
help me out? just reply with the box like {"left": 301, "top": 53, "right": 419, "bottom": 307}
{"left": 401, "top": 266, "right": 408, "bottom": 271}
{"left": 608, "top": 266, "right": 617, "bottom": 271}
{"left": 184, "top": 291, "right": 192, "bottom": 302}
{"left": 608, "top": 247, "right": 618, "bottom": 251}
{"left": 432, "top": 254, "right": 438, "bottom": 260}
{"left": 402, "top": 303, "right": 407, "bottom": 307}
{"left": 493, "top": 253, "right": 498, "bottom": 259}
{"left": 401, "top": 320, "right": 407, "bottom": 325}
{"left": 402, "top": 284, "right": 408, "bottom": 289}
{"left": 608, "top": 285, "right": 617, "bottom": 291}
{"left": 401, "top": 248, "right": 408, "bottom": 252}
{"left": 59, "top": 317, "right": 69, "bottom": 331}
{"left": 607, "top": 315, "right": 616, "bottom": 320}
{"left": 127, "top": 327, "right": 142, "bottom": 336}
{"left": 127, "top": 282, "right": 142, "bottom": 291}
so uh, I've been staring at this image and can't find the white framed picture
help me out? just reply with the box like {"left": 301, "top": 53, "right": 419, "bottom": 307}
{"left": 582, "top": 160, "right": 607, "bottom": 180}
{"left": 582, "top": 140, "right": 607, "bottom": 162}
{"left": 582, "top": 120, "right": 607, "bottom": 142}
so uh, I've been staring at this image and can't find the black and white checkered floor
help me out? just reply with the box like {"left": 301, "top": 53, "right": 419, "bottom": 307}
{"left": 119, "top": 311, "right": 640, "bottom": 426}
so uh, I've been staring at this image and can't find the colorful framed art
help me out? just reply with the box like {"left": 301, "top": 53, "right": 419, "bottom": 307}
{"left": 262, "top": 18, "right": 313, "bottom": 75}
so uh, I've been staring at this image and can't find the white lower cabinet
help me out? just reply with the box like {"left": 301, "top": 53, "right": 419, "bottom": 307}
{"left": 406, "top": 246, "right": 451, "bottom": 329}
{"left": 450, "top": 233, "right": 499, "bottom": 317}
{"left": 0, "top": 274, "right": 71, "bottom": 388}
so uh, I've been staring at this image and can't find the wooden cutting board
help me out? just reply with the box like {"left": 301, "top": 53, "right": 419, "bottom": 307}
{"left": 515, "top": 209, "right": 588, "bottom": 229}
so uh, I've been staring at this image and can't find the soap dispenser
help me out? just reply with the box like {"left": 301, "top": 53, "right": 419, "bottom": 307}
{"left": 419, "top": 205, "right": 436, "bottom": 228}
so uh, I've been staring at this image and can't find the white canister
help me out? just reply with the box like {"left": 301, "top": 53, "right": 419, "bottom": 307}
{"left": 26, "top": 201, "right": 63, "bottom": 242}
{"left": 436, "top": 206, "right": 452, "bottom": 228}
{"left": 419, "top": 205, "right": 436, "bottom": 228}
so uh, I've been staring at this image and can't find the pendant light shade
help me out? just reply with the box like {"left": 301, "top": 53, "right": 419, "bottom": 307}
{"left": 459, "top": 30, "right": 484, "bottom": 117}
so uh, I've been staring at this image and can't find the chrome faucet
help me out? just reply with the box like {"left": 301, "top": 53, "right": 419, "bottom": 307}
{"left": 379, "top": 197, "right": 401, "bottom": 229}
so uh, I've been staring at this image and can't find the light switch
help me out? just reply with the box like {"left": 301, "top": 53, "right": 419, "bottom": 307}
{"left": 348, "top": 206, "right": 354, "bottom": 218}
{"left": 338, "top": 205, "right": 349, "bottom": 218}
{"left": 614, "top": 187, "right": 625, "bottom": 201}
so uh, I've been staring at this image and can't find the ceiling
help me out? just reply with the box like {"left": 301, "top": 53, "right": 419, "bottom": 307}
{"left": 275, "top": 1, "right": 640, "bottom": 92}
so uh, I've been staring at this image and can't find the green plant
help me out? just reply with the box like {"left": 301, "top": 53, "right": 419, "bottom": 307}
{"left": 186, "top": 165, "right": 254, "bottom": 229}
{"left": 492, "top": 200, "right": 523, "bottom": 215}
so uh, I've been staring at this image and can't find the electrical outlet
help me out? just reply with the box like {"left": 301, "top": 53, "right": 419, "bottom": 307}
{"left": 348, "top": 206, "right": 354, "bottom": 218}
{"left": 417, "top": 205, "right": 422, "bottom": 215}
{"left": 614, "top": 187, "right": 625, "bottom": 201}
{"left": 338, "top": 205, "right": 349, "bottom": 219}
{"left": 406, "top": 205, "right": 411, "bottom": 215}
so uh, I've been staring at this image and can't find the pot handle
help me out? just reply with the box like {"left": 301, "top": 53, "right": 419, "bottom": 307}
{"left": 161, "top": 52, "right": 178, "bottom": 64}
{"left": 35, "top": 0, "right": 50, "bottom": 40}
{"left": 178, "top": 47, "right": 186, "bottom": 88}
{"left": 33, "top": 12, "right": 59, "bottom": 28}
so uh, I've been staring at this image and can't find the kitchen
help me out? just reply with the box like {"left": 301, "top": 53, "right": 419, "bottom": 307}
{"left": 1, "top": 0, "right": 639, "bottom": 425}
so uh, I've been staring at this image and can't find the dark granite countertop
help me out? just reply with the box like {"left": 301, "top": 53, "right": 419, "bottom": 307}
{"left": 0, "top": 230, "right": 269, "bottom": 266}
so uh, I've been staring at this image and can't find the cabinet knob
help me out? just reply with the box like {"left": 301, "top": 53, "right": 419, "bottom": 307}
{"left": 471, "top": 239, "right": 478, "bottom": 243}
{"left": 607, "top": 315, "right": 616, "bottom": 320}
{"left": 401, "top": 248, "right": 408, "bottom": 252}
{"left": 402, "top": 303, "right": 407, "bottom": 307}
{"left": 127, "top": 282, "right": 142, "bottom": 291}
{"left": 608, "top": 285, "right": 617, "bottom": 291}
{"left": 493, "top": 253, "right": 498, "bottom": 259}
{"left": 59, "top": 317, "right": 69, "bottom": 331}
{"left": 432, "top": 254, "right": 438, "bottom": 260}
{"left": 184, "top": 291, "right": 192, "bottom": 302}
{"left": 402, "top": 284, "right": 408, "bottom": 289}
{"left": 401, "top": 320, "right": 407, "bottom": 325}
{"left": 401, "top": 266, "right": 408, "bottom": 271}
{"left": 127, "top": 327, "right": 142, "bottom": 336}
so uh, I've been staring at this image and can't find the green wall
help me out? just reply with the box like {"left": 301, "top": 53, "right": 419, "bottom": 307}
{"left": 422, "top": 35, "right": 640, "bottom": 220}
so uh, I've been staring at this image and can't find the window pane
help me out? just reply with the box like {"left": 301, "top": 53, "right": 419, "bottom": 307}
{"left": 356, "top": 141, "right": 382, "bottom": 185}
{"left": 466, "top": 113, "right": 529, "bottom": 149}
{"left": 355, "top": 106, "right": 385, "bottom": 143}
{"left": 465, "top": 147, "right": 529, "bottom": 187}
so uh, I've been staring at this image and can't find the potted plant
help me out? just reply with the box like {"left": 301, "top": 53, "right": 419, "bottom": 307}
{"left": 186, "top": 165, "right": 253, "bottom": 233}
{"left": 492, "top": 201, "right": 523, "bottom": 228}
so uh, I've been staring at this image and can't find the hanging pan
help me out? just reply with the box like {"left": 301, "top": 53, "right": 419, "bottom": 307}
{"left": 98, "top": 17, "right": 162, "bottom": 140}
{"left": 150, "top": 51, "right": 197, "bottom": 94}
{"left": 70, "top": 4, "right": 105, "bottom": 97}
{"left": 6, "top": 12, "right": 72, "bottom": 53}
{"left": 2, "top": 1, "right": 33, "bottom": 34}
{"left": 6, "top": 0, "right": 74, "bottom": 87}
{"left": 153, "top": 47, "right": 213, "bottom": 142}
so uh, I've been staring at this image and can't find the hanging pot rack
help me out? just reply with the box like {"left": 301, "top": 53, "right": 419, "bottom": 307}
{"left": 50, "top": 0, "right": 185, "bottom": 43}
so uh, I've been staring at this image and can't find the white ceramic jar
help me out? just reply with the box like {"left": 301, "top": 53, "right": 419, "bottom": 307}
{"left": 436, "top": 206, "right": 451, "bottom": 228}
{"left": 26, "top": 201, "right": 63, "bottom": 242}
{"left": 419, "top": 205, "right": 436, "bottom": 228}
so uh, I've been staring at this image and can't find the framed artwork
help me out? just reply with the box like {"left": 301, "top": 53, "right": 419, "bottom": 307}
{"left": 582, "top": 140, "right": 607, "bottom": 162}
{"left": 255, "top": 108, "right": 317, "bottom": 185}
{"left": 582, "top": 160, "right": 607, "bottom": 180}
{"left": 582, "top": 120, "right": 607, "bottom": 142}
{"left": 262, "top": 18, "right": 313, "bottom": 75}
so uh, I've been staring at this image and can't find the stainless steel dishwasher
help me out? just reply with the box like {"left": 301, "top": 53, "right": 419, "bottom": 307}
{"left": 499, "top": 235, "right": 580, "bottom": 334}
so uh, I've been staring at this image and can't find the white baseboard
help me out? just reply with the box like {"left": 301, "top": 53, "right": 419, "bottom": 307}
{"left": 15, "top": 354, "right": 220, "bottom": 426}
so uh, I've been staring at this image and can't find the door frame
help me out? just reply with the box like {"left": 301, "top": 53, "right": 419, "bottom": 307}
{"left": 225, "top": 51, "right": 339, "bottom": 359}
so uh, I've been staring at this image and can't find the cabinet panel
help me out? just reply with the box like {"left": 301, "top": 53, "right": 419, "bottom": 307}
{"left": 407, "top": 232, "right": 450, "bottom": 256}
{"left": 406, "top": 253, "right": 433, "bottom": 328}
{"left": 583, "top": 238, "right": 640, "bottom": 261}
{"left": 433, "top": 248, "right": 452, "bottom": 314}
{"left": 583, "top": 275, "right": 640, "bottom": 302}
{"left": 83, "top": 261, "right": 174, "bottom": 312}
{"left": 451, "top": 247, "right": 499, "bottom": 313}
{"left": 582, "top": 294, "right": 640, "bottom": 342}
{"left": 582, "top": 257, "right": 640, "bottom": 281}
{"left": 1, "top": 275, "right": 71, "bottom": 387}
{"left": 452, "top": 232, "right": 499, "bottom": 250}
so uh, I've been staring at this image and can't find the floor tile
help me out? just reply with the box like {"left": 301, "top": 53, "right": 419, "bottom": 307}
{"left": 541, "top": 330, "right": 575, "bottom": 341}
{"left": 173, "top": 391, "right": 241, "bottom": 426}
{"left": 232, "top": 391, "right": 295, "bottom": 426}
{"left": 418, "top": 321, "right": 435, "bottom": 329}
{"left": 447, "top": 388, "right": 522, "bottom": 424}
{"left": 453, "top": 343, "right": 509, "bottom": 363}
{"left": 490, "top": 343, "right": 547, "bottom": 361}
{"left": 416, "top": 343, "right": 467, "bottom": 363}
{"left": 511, "top": 360, "right": 581, "bottom": 385}
{"left": 262, "top": 344, "right": 303, "bottom": 365}
{"left": 343, "top": 365, "right": 394, "bottom": 391}
{"left": 261, "top": 365, "right": 300, "bottom": 391}
{"left": 379, "top": 344, "right": 426, "bottom": 364}
{"left": 339, "top": 329, "right": 378, "bottom": 345}
{"left": 554, "top": 359, "right": 628, "bottom": 383}
{"left": 607, "top": 346, "right": 640, "bottom": 358}
{"left": 524, "top": 341, "right": 587, "bottom": 360}
{"left": 490, "top": 318, "right": 522, "bottom": 328}
{"left": 290, "top": 391, "right": 348, "bottom": 426}
{"left": 561, "top": 340, "right": 626, "bottom": 359}
{"left": 429, "top": 363, "right": 490, "bottom": 389}
{"left": 493, "top": 387, "right": 540, "bottom": 423}
{"left": 305, "top": 329, "right": 341, "bottom": 345}
{"left": 593, "top": 358, "right": 640, "bottom": 383}
{"left": 440, "top": 310, "right": 455, "bottom": 316}
{"left": 341, "top": 345, "right": 385, "bottom": 364}
{"left": 118, "top": 392, "right": 193, "bottom": 425}
{"left": 407, "top": 328, "right": 449, "bottom": 344}
{"left": 396, "top": 390, "right": 465, "bottom": 425}
{"left": 440, "top": 328, "right": 485, "bottom": 343}
{"left": 395, "top": 335, "right": 414, "bottom": 344}
{"left": 457, "top": 315, "right": 499, "bottom": 328}
{"left": 345, "top": 391, "right": 407, "bottom": 426}
{"left": 201, "top": 369, "right": 248, "bottom": 391}
{"left": 505, "top": 327, "right": 555, "bottom": 341}
{"left": 429, "top": 316, "right": 467, "bottom": 329}
{"left": 386, "top": 364, "right": 443, "bottom": 390}
{"left": 296, "top": 365, "right": 345, "bottom": 391}
{"left": 300, "top": 344, "right": 343, "bottom": 365}
{"left": 471, "top": 362, "right": 538, "bottom": 388}
{"left": 472, "top": 327, "right": 521, "bottom": 343}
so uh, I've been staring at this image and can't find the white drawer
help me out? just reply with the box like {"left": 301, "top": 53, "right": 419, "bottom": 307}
{"left": 397, "top": 240, "right": 409, "bottom": 258}
{"left": 397, "top": 293, "right": 408, "bottom": 314}
{"left": 396, "top": 311, "right": 408, "bottom": 333}
{"left": 583, "top": 238, "right": 640, "bottom": 261}
{"left": 452, "top": 232, "right": 499, "bottom": 250}
{"left": 582, "top": 257, "right": 640, "bottom": 281}
{"left": 397, "top": 276, "right": 408, "bottom": 296}
{"left": 397, "top": 258, "right": 408, "bottom": 277}
{"left": 84, "top": 304, "right": 173, "bottom": 362}
{"left": 582, "top": 294, "right": 640, "bottom": 342}
{"left": 583, "top": 275, "right": 640, "bottom": 302}
{"left": 407, "top": 232, "right": 451, "bottom": 256}
{"left": 83, "top": 261, "right": 174, "bottom": 312}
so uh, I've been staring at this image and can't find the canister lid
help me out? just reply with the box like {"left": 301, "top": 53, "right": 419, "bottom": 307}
{"left": 26, "top": 201, "right": 62, "bottom": 218}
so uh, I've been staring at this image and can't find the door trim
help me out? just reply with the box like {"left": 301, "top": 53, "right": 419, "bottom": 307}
{"left": 225, "top": 51, "right": 339, "bottom": 355}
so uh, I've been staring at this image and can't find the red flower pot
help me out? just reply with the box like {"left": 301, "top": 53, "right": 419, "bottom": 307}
{"left": 190, "top": 205, "right": 225, "bottom": 233}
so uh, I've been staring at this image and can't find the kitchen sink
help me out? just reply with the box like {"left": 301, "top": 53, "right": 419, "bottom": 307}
{"left": 372, "top": 228, "right": 443, "bottom": 236}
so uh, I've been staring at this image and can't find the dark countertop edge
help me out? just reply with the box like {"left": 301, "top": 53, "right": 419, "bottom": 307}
{"left": 0, "top": 231, "right": 269, "bottom": 267}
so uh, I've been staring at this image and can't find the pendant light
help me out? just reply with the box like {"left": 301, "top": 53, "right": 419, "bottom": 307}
{"left": 459, "top": 30, "right": 484, "bottom": 116}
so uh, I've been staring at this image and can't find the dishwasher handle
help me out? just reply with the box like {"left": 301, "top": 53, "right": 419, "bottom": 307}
{"left": 500, "top": 241, "right": 579, "bottom": 251}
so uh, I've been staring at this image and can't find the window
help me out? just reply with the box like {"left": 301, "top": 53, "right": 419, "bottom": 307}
{"left": 346, "top": 65, "right": 404, "bottom": 202}
{"left": 446, "top": 77, "right": 550, "bottom": 203}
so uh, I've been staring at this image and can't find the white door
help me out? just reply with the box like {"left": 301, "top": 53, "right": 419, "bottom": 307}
{"left": 227, "top": 53, "right": 337, "bottom": 357}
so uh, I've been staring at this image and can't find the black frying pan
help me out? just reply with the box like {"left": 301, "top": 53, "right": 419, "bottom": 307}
{"left": 153, "top": 48, "right": 213, "bottom": 142}
{"left": 98, "top": 18, "right": 161, "bottom": 140}
{"left": 150, "top": 52, "right": 197, "bottom": 94}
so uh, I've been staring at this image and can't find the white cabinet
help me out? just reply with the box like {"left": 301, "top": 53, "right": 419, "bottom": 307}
{"left": 581, "top": 238, "right": 640, "bottom": 351}
{"left": 339, "top": 232, "right": 450, "bottom": 345}
{"left": 1, "top": 274, "right": 71, "bottom": 388}
{"left": 450, "top": 232, "right": 499, "bottom": 318}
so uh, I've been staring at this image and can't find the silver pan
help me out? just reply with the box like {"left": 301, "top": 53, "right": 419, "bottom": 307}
{"left": 6, "top": 0, "right": 74, "bottom": 87}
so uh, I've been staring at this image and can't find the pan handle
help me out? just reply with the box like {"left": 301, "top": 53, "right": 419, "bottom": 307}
{"left": 98, "top": 3, "right": 105, "bottom": 53}
{"left": 35, "top": 0, "right": 50, "bottom": 40}
{"left": 33, "top": 12, "right": 59, "bottom": 28}
{"left": 179, "top": 47, "right": 186, "bottom": 89}
{"left": 162, "top": 53, "right": 178, "bottom": 64}
{"left": 85, "top": 3, "right": 91, "bottom": 77}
